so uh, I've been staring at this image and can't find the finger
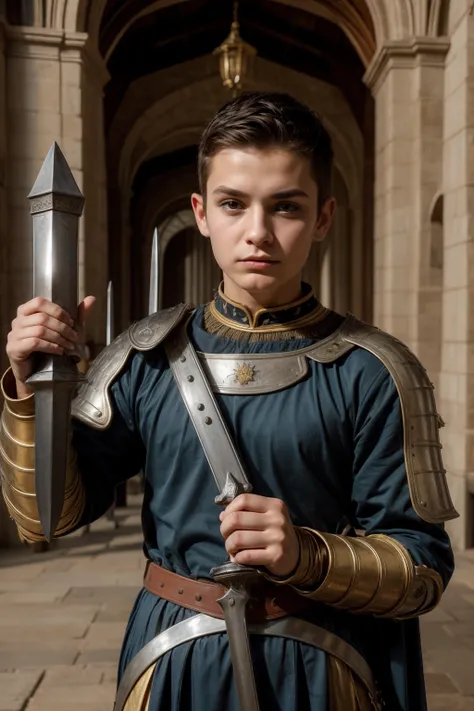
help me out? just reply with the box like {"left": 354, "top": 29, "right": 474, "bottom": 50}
{"left": 12, "top": 337, "right": 65, "bottom": 358}
{"left": 77, "top": 295, "right": 96, "bottom": 329}
{"left": 232, "top": 549, "right": 273, "bottom": 567}
{"left": 18, "top": 313, "right": 78, "bottom": 343}
{"left": 17, "top": 325, "right": 76, "bottom": 352}
{"left": 220, "top": 512, "right": 266, "bottom": 539}
{"left": 225, "top": 530, "right": 268, "bottom": 557}
{"left": 221, "top": 494, "right": 272, "bottom": 518}
{"left": 19, "top": 298, "right": 75, "bottom": 327}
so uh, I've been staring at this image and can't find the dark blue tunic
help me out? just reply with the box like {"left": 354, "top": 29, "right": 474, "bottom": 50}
{"left": 72, "top": 306, "right": 454, "bottom": 711}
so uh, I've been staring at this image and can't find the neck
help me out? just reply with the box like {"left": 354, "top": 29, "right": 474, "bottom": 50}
{"left": 222, "top": 275, "right": 302, "bottom": 316}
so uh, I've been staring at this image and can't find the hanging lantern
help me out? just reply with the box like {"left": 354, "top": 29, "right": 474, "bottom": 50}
{"left": 214, "top": 1, "right": 257, "bottom": 95}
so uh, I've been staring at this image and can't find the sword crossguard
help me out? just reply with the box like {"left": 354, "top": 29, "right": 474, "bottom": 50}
{"left": 214, "top": 472, "right": 252, "bottom": 507}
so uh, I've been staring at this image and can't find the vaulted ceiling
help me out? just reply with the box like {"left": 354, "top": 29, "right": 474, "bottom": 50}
{"left": 99, "top": 0, "right": 369, "bottom": 131}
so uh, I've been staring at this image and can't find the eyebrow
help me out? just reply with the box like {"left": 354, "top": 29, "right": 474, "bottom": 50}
{"left": 212, "top": 186, "right": 309, "bottom": 199}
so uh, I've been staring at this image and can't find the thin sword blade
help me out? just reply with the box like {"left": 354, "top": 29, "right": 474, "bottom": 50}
{"left": 148, "top": 228, "right": 159, "bottom": 315}
{"left": 106, "top": 280, "right": 114, "bottom": 346}
{"left": 212, "top": 563, "right": 261, "bottom": 711}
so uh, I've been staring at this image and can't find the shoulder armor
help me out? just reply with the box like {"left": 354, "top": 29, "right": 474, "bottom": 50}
{"left": 307, "top": 314, "right": 459, "bottom": 525}
{"left": 71, "top": 303, "right": 193, "bottom": 430}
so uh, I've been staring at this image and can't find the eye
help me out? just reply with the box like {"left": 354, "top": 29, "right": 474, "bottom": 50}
{"left": 275, "top": 202, "right": 301, "bottom": 214}
{"left": 220, "top": 199, "right": 244, "bottom": 211}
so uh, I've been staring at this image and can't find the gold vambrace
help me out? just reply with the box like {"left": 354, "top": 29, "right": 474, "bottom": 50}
{"left": 293, "top": 528, "right": 443, "bottom": 619}
{"left": 0, "top": 369, "right": 85, "bottom": 542}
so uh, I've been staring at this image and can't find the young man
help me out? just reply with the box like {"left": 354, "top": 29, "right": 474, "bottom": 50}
{"left": 1, "top": 93, "right": 457, "bottom": 711}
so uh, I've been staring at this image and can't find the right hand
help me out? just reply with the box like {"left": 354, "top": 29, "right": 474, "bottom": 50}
{"left": 6, "top": 296, "right": 96, "bottom": 397}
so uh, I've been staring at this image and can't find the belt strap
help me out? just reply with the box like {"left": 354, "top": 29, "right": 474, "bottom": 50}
{"left": 115, "top": 613, "right": 382, "bottom": 711}
{"left": 143, "top": 561, "right": 313, "bottom": 622}
{"left": 164, "top": 322, "right": 252, "bottom": 504}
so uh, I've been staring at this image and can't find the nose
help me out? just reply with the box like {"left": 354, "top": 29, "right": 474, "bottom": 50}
{"left": 245, "top": 206, "right": 273, "bottom": 247}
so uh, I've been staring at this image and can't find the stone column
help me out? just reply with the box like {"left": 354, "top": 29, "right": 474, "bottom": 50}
{"left": 3, "top": 26, "right": 109, "bottom": 361}
{"left": 439, "top": 8, "right": 474, "bottom": 549}
{"left": 0, "top": 17, "right": 7, "bottom": 376}
{"left": 364, "top": 39, "right": 449, "bottom": 358}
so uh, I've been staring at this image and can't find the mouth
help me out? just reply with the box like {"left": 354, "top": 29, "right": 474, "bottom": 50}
{"left": 241, "top": 257, "right": 278, "bottom": 264}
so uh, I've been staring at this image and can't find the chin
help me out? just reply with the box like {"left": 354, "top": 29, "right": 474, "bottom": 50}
{"left": 233, "top": 272, "right": 281, "bottom": 294}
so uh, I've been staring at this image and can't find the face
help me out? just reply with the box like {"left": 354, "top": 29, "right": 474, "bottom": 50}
{"left": 191, "top": 146, "right": 335, "bottom": 308}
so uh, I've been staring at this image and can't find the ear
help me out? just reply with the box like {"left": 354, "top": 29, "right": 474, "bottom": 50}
{"left": 191, "top": 193, "right": 210, "bottom": 237}
{"left": 313, "top": 197, "right": 336, "bottom": 243}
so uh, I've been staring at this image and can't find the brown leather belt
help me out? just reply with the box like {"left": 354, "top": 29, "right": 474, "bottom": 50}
{"left": 144, "top": 561, "right": 313, "bottom": 623}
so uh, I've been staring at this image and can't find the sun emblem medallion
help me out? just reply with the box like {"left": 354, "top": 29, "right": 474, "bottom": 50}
{"left": 233, "top": 362, "right": 256, "bottom": 386}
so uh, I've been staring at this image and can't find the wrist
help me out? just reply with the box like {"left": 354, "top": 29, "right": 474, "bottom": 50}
{"left": 1, "top": 368, "right": 35, "bottom": 415}
{"left": 15, "top": 380, "right": 34, "bottom": 399}
{"left": 265, "top": 527, "right": 327, "bottom": 588}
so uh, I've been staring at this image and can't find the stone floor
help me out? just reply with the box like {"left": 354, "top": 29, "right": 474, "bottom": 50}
{"left": 0, "top": 498, "right": 473, "bottom": 710}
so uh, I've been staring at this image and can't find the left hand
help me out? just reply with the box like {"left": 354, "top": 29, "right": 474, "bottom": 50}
{"left": 219, "top": 494, "right": 300, "bottom": 577}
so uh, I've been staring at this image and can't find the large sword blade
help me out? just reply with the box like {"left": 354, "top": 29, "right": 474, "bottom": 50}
{"left": 211, "top": 562, "right": 261, "bottom": 711}
{"left": 148, "top": 227, "right": 159, "bottom": 315}
{"left": 25, "top": 143, "right": 85, "bottom": 541}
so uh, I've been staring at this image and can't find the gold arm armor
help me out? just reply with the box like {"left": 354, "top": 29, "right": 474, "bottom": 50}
{"left": 0, "top": 369, "right": 84, "bottom": 542}
{"left": 0, "top": 303, "right": 192, "bottom": 542}
{"left": 305, "top": 314, "right": 458, "bottom": 525}
{"left": 284, "top": 528, "right": 443, "bottom": 619}
{"left": 72, "top": 303, "right": 192, "bottom": 429}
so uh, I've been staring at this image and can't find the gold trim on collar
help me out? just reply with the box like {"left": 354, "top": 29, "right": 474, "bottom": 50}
{"left": 216, "top": 282, "right": 316, "bottom": 329}
{"left": 208, "top": 299, "right": 329, "bottom": 333}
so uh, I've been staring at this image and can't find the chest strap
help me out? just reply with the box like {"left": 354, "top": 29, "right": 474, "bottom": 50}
{"left": 164, "top": 322, "right": 252, "bottom": 505}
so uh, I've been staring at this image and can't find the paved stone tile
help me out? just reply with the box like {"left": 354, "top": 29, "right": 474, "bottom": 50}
{"left": 425, "top": 673, "right": 459, "bottom": 694}
{"left": 0, "top": 592, "right": 66, "bottom": 604}
{"left": 423, "top": 607, "right": 457, "bottom": 623}
{"left": 75, "top": 648, "right": 121, "bottom": 665}
{"left": 28, "top": 704, "right": 112, "bottom": 711}
{"left": 427, "top": 695, "right": 474, "bottom": 710}
{"left": 82, "top": 622, "right": 126, "bottom": 645}
{"left": 0, "top": 623, "right": 89, "bottom": 644}
{"left": 0, "top": 670, "right": 43, "bottom": 711}
{"left": 0, "top": 650, "right": 77, "bottom": 669}
{"left": 31, "top": 683, "right": 116, "bottom": 704}
{"left": 62, "top": 586, "right": 139, "bottom": 604}
{"left": 40, "top": 665, "right": 104, "bottom": 687}
{"left": 0, "top": 604, "right": 97, "bottom": 625}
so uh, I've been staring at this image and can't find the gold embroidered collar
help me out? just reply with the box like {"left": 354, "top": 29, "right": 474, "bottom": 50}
{"left": 209, "top": 282, "right": 328, "bottom": 333}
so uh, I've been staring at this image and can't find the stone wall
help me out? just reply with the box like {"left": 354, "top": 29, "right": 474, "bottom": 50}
{"left": 439, "top": 4, "right": 474, "bottom": 549}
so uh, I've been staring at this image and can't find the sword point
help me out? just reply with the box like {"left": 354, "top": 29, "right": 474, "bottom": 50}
{"left": 28, "top": 142, "right": 83, "bottom": 201}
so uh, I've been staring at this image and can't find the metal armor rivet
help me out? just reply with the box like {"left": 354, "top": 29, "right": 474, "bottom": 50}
{"left": 205, "top": 416, "right": 212, "bottom": 425}
{"left": 195, "top": 594, "right": 202, "bottom": 602}
{"left": 229, "top": 597, "right": 235, "bottom": 606}
{"left": 187, "top": 375, "right": 194, "bottom": 382}
{"left": 197, "top": 403, "right": 205, "bottom": 411}
{"left": 178, "top": 588, "right": 184, "bottom": 595}
{"left": 180, "top": 356, "right": 186, "bottom": 363}
{"left": 420, "top": 500, "right": 427, "bottom": 507}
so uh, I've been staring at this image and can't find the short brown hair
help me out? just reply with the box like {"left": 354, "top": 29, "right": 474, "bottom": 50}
{"left": 198, "top": 92, "right": 334, "bottom": 209}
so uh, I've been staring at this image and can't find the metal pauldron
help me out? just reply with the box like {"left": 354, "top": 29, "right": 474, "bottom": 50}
{"left": 310, "top": 314, "right": 458, "bottom": 525}
{"left": 71, "top": 303, "right": 192, "bottom": 429}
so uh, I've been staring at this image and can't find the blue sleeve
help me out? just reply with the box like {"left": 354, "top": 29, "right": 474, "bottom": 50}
{"left": 72, "top": 356, "right": 146, "bottom": 526}
{"left": 351, "top": 363, "right": 454, "bottom": 588}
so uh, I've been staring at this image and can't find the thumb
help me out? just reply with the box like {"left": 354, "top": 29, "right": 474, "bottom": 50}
{"left": 77, "top": 295, "right": 96, "bottom": 329}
